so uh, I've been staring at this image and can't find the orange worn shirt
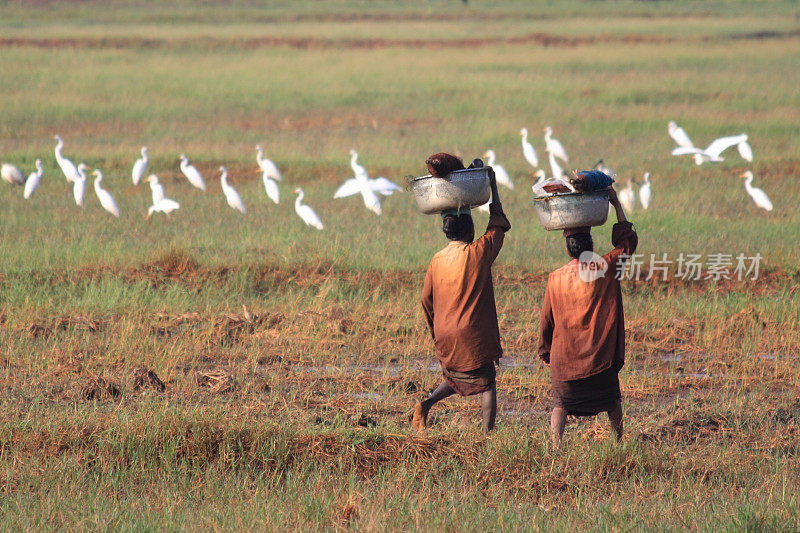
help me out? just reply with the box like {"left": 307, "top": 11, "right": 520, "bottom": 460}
{"left": 420, "top": 203, "right": 511, "bottom": 372}
{"left": 538, "top": 221, "right": 638, "bottom": 382}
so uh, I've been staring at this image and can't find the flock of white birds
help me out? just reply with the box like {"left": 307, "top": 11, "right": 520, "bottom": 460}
{"left": 667, "top": 120, "right": 772, "bottom": 211}
{"left": 1, "top": 136, "right": 392, "bottom": 231}
{"left": 0, "top": 122, "right": 774, "bottom": 232}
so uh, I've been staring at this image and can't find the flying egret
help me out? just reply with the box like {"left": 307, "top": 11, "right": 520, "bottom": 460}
{"left": 667, "top": 120, "right": 694, "bottom": 150}
{"left": 92, "top": 169, "right": 120, "bottom": 217}
{"left": 294, "top": 188, "right": 324, "bottom": 230}
{"left": 737, "top": 140, "right": 754, "bottom": 162}
{"left": 483, "top": 150, "right": 514, "bottom": 190}
{"left": 256, "top": 145, "right": 282, "bottom": 182}
{"left": 742, "top": 171, "right": 773, "bottom": 211}
{"left": 132, "top": 146, "right": 148, "bottom": 186}
{"left": 333, "top": 173, "right": 401, "bottom": 214}
{"left": 345, "top": 149, "right": 400, "bottom": 195}
{"left": 639, "top": 172, "right": 651, "bottom": 210}
{"left": 544, "top": 126, "right": 569, "bottom": 163}
{"left": 73, "top": 163, "right": 88, "bottom": 207}
{"left": 349, "top": 149, "right": 368, "bottom": 179}
{"left": 334, "top": 174, "right": 383, "bottom": 215}
{"left": 672, "top": 133, "right": 749, "bottom": 165}
{"left": 53, "top": 135, "right": 80, "bottom": 182}
{"left": 618, "top": 178, "right": 636, "bottom": 213}
{"left": 334, "top": 151, "right": 401, "bottom": 215}
{"left": 520, "top": 128, "right": 539, "bottom": 169}
{"left": 23, "top": 159, "right": 44, "bottom": 199}
{"left": 219, "top": 166, "right": 246, "bottom": 214}
{"left": 1, "top": 162, "right": 25, "bottom": 185}
{"left": 179, "top": 154, "right": 206, "bottom": 191}
{"left": 145, "top": 174, "right": 180, "bottom": 217}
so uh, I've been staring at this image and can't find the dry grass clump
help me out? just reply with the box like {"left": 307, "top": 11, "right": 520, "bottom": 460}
{"left": 132, "top": 367, "right": 166, "bottom": 392}
{"left": 80, "top": 375, "right": 121, "bottom": 401}
{"left": 195, "top": 368, "right": 237, "bottom": 394}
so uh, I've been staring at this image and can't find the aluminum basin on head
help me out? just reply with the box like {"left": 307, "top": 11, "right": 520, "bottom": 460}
{"left": 409, "top": 167, "right": 491, "bottom": 215}
{"left": 533, "top": 189, "right": 610, "bottom": 230}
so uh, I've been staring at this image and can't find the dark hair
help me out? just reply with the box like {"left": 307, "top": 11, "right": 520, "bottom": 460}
{"left": 565, "top": 233, "right": 593, "bottom": 259}
{"left": 426, "top": 153, "right": 465, "bottom": 178}
{"left": 443, "top": 214, "right": 474, "bottom": 243}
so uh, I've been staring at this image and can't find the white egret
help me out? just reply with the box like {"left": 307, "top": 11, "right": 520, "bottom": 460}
{"left": 737, "top": 140, "right": 754, "bottom": 162}
{"left": 520, "top": 128, "right": 539, "bottom": 169}
{"left": 369, "top": 177, "right": 401, "bottom": 196}
{"left": 672, "top": 133, "right": 749, "bottom": 165}
{"left": 145, "top": 174, "right": 180, "bottom": 217}
{"left": 263, "top": 175, "right": 280, "bottom": 204}
{"left": 334, "top": 174, "right": 401, "bottom": 214}
{"left": 294, "top": 188, "right": 324, "bottom": 230}
{"left": 179, "top": 154, "right": 206, "bottom": 191}
{"left": 146, "top": 173, "right": 165, "bottom": 204}
{"left": 334, "top": 175, "right": 383, "bottom": 215}
{"left": 53, "top": 135, "right": 80, "bottom": 182}
{"left": 742, "top": 171, "right": 773, "bottom": 211}
{"left": 483, "top": 150, "right": 514, "bottom": 190}
{"left": 1, "top": 162, "right": 25, "bottom": 185}
{"left": 533, "top": 169, "right": 547, "bottom": 184}
{"left": 92, "top": 169, "right": 120, "bottom": 217}
{"left": 667, "top": 120, "right": 694, "bottom": 150}
{"left": 132, "top": 146, "right": 148, "bottom": 186}
{"left": 23, "top": 159, "right": 44, "bottom": 199}
{"left": 219, "top": 166, "right": 246, "bottom": 214}
{"left": 334, "top": 151, "right": 401, "bottom": 215}
{"left": 547, "top": 149, "right": 566, "bottom": 179}
{"left": 73, "top": 163, "right": 88, "bottom": 207}
{"left": 639, "top": 172, "right": 651, "bottom": 210}
{"left": 618, "top": 178, "right": 636, "bottom": 213}
{"left": 544, "top": 126, "right": 569, "bottom": 163}
{"left": 349, "top": 149, "right": 368, "bottom": 179}
{"left": 345, "top": 149, "right": 400, "bottom": 195}
{"left": 256, "top": 145, "right": 282, "bottom": 182}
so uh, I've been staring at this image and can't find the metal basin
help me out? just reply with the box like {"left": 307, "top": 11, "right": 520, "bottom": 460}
{"left": 533, "top": 189, "right": 610, "bottom": 230}
{"left": 408, "top": 167, "right": 491, "bottom": 215}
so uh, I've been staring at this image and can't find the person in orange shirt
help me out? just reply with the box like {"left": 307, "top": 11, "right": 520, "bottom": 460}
{"left": 413, "top": 161, "right": 511, "bottom": 434}
{"left": 538, "top": 187, "right": 638, "bottom": 445}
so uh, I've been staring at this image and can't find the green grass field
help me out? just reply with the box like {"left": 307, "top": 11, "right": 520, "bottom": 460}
{"left": 2, "top": 1, "right": 799, "bottom": 530}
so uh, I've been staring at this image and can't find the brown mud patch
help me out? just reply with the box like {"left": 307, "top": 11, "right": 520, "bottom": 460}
{"left": 0, "top": 33, "right": 684, "bottom": 52}
{"left": 2, "top": 28, "right": 798, "bottom": 51}
{"left": 7, "top": 261, "right": 796, "bottom": 296}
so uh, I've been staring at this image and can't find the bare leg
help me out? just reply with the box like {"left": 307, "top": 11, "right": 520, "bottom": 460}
{"left": 421, "top": 382, "right": 456, "bottom": 412}
{"left": 550, "top": 407, "right": 567, "bottom": 446}
{"left": 480, "top": 383, "right": 497, "bottom": 434}
{"left": 607, "top": 400, "right": 623, "bottom": 441}
{"left": 412, "top": 382, "right": 456, "bottom": 431}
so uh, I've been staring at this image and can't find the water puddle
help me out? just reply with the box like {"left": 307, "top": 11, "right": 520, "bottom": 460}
{"left": 339, "top": 391, "right": 384, "bottom": 401}
{"left": 291, "top": 364, "right": 403, "bottom": 376}
{"left": 499, "top": 357, "right": 538, "bottom": 370}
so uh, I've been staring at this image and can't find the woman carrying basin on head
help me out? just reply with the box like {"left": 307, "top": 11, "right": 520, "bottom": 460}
{"left": 413, "top": 153, "right": 511, "bottom": 435}
{"left": 538, "top": 186, "right": 637, "bottom": 445}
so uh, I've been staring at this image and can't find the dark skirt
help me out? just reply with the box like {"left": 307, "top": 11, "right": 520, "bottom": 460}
{"left": 551, "top": 366, "right": 621, "bottom": 416}
{"left": 442, "top": 363, "right": 496, "bottom": 397}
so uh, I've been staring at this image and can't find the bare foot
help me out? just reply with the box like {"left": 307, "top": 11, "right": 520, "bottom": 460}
{"left": 411, "top": 402, "right": 428, "bottom": 431}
